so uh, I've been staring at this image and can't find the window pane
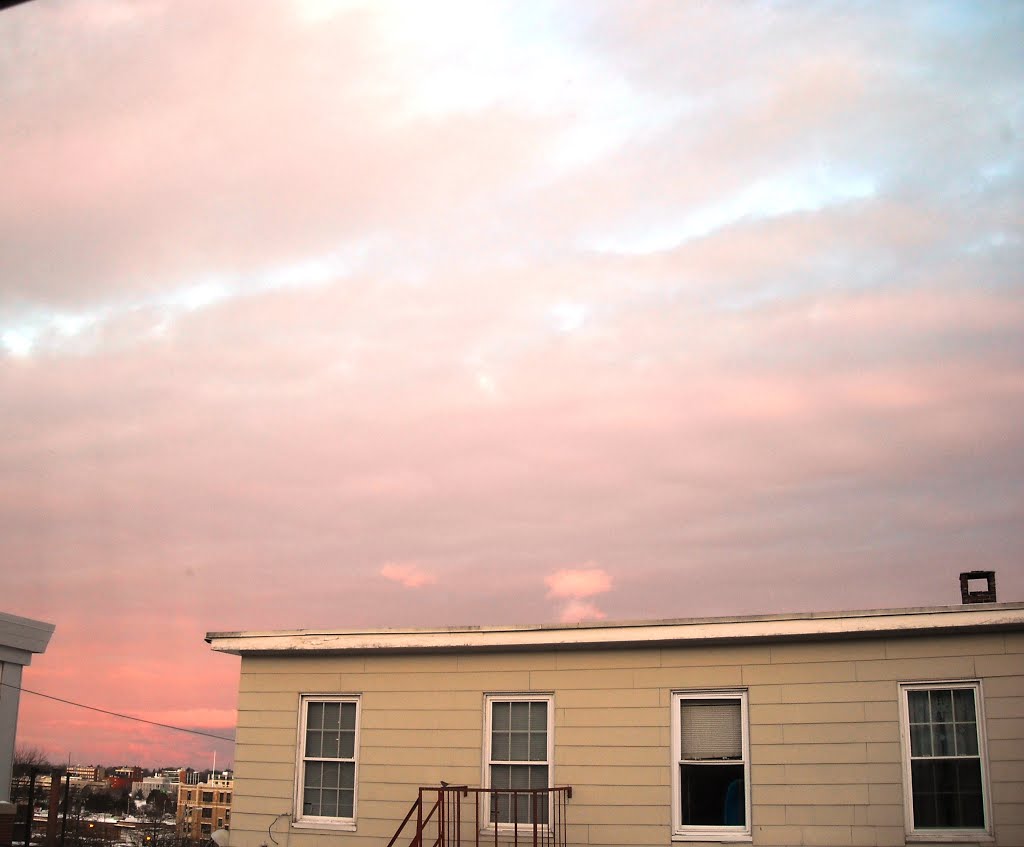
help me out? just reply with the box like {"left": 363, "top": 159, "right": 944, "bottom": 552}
{"left": 953, "top": 689, "right": 976, "bottom": 722}
{"left": 530, "top": 702, "right": 547, "bottom": 731}
{"left": 931, "top": 721, "right": 954, "bottom": 756}
{"left": 307, "top": 702, "right": 324, "bottom": 730}
{"left": 491, "top": 730, "right": 510, "bottom": 761}
{"left": 303, "top": 788, "right": 320, "bottom": 816}
{"left": 908, "top": 691, "right": 929, "bottom": 724}
{"left": 509, "top": 731, "right": 530, "bottom": 760}
{"left": 305, "top": 729, "right": 322, "bottom": 758}
{"left": 930, "top": 690, "right": 953, "bottom": 723}
{"left": 320, "top": 792, "right": 338, "bottom": 818}
{"left": 322, "top": 702, "right": 341, "bottom": 730}
{"left": 910, "top": 725, "right": 931, "bottom": 757}
{"left": 305, "top": 761, "right": 322, "bottom": 788}
{"left": 680, "top": 763, "right": 745, "bottom": 826}
{"left": 492, "top": 702, "right": 510, "bottom": 731}
{"left": 340, "top": 702, "right": 357, "bottom": 731}
{"left": 680, "top": 699, "right": 742, "bottom": 760}
{"left": 510, "top": 702, "right": 530, "bottom": 730}
{"left": 340, "top": 762, "right": 354, "bottom": 790}
{"left": 510, "top": 764, "right": 532, "bottom": 790}
{"left": 338, "top": 789, "right": 354, "bottom": 819}
{"left": 321, "top": 728, "right": 341, "bottom": 759}
{"left": 955, "top": 723, "right": 979, "bottom": 757}
{"left": 529, "top": 731, "right": 547, "bottom": 761}
{"left": 321, "top": 763, "right": 339, "bottom": 789}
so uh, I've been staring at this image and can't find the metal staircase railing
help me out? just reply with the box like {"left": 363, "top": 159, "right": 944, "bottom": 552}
{"left": 387, "top": 786, "right": 573, "bottom": 847}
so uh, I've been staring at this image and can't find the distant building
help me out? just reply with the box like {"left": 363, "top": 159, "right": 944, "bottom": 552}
{"left": 0, "top": 611, "right": 54, "bottom": 847}
{"left": 66, "top": 765, "right": 102, "bottom": 782}
{"left": 176, "top": 778, "right": 232, "bottom": 841}
{"left": 138, "top": 776, "right": 179, "bottom": 800}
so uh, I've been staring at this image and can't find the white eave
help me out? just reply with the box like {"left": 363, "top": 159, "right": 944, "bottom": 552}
{"left": 0, "top": 610, "right": 55, "bottom": 666}
{"left": 206, "top": 602, "right": 1024, "bottom": 656}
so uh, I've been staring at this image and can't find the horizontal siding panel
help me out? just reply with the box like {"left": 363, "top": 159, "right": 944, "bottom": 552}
{"left": 755, "top": 742, "right": 868, "bottom": 764}
{"left": 742, "top": 660, "right": 857, "bottom": 685}
{"left": 883, "top": 633, "right": 1006, "bottom": 658}
{"left": 781, "top": 721, "right": 894, "bottom": 744}
{"left": 632, "top": 665, "right": 742, "bottom": 689}
{"left": 556, "top": 746, "right": 666, "bottom": 767}
{"left": 555, "top": 687, "right": 661, "bottom": 709}
{"left": 338, "top": 670, "right": 532, "bottom": 691}
{"left": 554, "top": 647, "right": 661, "bottom": 670}
{"left": 661, "top": 643, "right": 772, "bottom": 667}
{"left": 560, "top": 706, "right": 664, "bottom": 727}
{"left": 751, "top": 702, "right": 866, "bottom": 724}
{"left": 854, "top": 655, "right": 976, "bottom": 681}
{"left": 770, "top": 641, "right": 886, "bottom": 664}
{"left": 239, "top": 673, "right": 343, "bottom": 693}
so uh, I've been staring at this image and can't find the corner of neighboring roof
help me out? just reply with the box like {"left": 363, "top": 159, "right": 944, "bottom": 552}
{"left": 0, "top": 610, "right": 56, "bottom": 657}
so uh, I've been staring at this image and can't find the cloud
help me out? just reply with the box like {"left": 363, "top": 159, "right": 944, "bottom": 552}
{"left": 545, "top": 568, "right": 613, "bottom": 622}
{"left": 545, "top": 567, "right": 613, "bottom": 599}
{"left": 558, "top": 600, "right": 608, "bottom": 623}
{"left": 380, "top": 562, "right": 438, "bottom": 589}
{"left": 2, "top": 0, "right": 1022, "bottom": 768}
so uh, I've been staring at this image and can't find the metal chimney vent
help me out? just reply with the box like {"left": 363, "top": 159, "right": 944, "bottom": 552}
{"left": 960, "top": 570, "right": 997, "bottom": 604}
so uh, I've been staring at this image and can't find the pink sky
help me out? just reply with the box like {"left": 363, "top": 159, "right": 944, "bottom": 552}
{"left": 2, "top": 1, "right": 1022, "bottom": 768}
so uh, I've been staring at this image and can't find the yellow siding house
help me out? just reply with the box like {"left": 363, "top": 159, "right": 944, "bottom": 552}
{"left": 207, "top": 600, "right": 1024, "bottom": 847}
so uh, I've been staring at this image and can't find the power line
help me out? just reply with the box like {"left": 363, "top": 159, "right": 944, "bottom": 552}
{"left": 0, "top": 681, "right": 234, "bottom": 742}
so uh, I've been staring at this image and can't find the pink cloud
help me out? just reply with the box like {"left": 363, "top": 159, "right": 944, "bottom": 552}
{"left": 545, "top": 567, "right": 613, "bottom": 599}
{"left": 558, "top": 600, "right": 608, "bottom": 623}
{"left": 380, "top": 562, "right": 437, "bottom": 589}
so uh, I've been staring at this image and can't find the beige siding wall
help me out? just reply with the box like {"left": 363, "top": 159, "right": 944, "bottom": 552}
{"left": 228, "top": 631, "right": 1024, "bottom": 847}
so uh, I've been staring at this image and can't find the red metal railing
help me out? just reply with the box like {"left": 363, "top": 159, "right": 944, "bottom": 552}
{"left": 387, "top": 786, "right": 573, "bottom": 847}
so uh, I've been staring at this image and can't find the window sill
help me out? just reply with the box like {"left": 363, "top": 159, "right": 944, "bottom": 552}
{"left": 672, "top": 833, "right": 751, "bottom": 843}
{"left": 906, "top": 831, "right": 993, "bottom": 844}
{"left": 291, "top": 819, "right": 356, "bottom": 832}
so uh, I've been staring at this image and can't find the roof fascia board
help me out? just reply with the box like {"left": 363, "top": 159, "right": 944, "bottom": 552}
{"left": 206, "top": 604, "right": 1024, "bottom": 657}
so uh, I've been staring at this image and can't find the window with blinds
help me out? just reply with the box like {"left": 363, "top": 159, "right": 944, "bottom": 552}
{"left": 672, "top": 691, "right": 750, "bottom": 839}
{"left": 485, "top": 694, "right": 553, "bottom": 825}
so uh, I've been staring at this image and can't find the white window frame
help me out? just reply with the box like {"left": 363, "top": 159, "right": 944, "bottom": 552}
{"left": 670, "top": 690, "right": 751, "bottom": 843}
{"left": 293, "top": 694, "right": 361, "bottom": 831}
{"left": 898, "top": 681, "right": 993, "bottom": 843}
{"left": 481, "top": 693, "right": 554, "bottom": 832}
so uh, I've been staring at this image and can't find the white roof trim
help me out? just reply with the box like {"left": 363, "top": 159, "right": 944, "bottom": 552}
{"left": 206, "top": 603, "right": 1024, "bottom": 656}
{"left": 0, "top": 610, "right": 55, "bottom": 658}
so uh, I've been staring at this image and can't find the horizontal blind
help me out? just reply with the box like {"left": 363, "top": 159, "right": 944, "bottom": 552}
{"left": 680, "top": 698, "right": 741, "bottom": 760}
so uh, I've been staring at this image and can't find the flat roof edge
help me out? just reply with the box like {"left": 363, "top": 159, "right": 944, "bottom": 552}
{"left": 206, "top": 602, "right": 1024, "bottom": 656}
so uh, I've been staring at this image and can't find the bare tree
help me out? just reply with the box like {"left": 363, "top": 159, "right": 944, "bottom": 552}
{"left": 12, "top": 746, "right": 53, "bottom": 776}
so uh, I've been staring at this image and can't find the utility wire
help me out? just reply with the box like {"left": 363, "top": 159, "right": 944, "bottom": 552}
{"left": 0, "top": 681, "right": 234, "bottom": 742}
